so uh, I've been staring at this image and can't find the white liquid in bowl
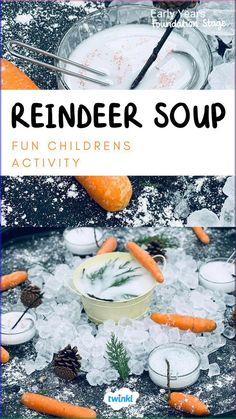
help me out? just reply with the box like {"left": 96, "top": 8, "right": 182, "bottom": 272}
{"left": 148, "top": 344, "right": 200, "bottom": 389}
{"left": 199, "top": 260, "right": 235, "bottom": 293}
{"left": 78, "top": 257, "right": 156, "bottom": 301}
{"left": 64, "top": 24, "right": 205, "bottom": 90}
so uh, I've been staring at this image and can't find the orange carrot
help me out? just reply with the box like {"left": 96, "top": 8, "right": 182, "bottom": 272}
{"left": 21, "top": 393, "right": 96, "bottom": 418}
{"left": 1, "top": 347, "right": 10, "bottom": 364}
{"left": 151, "top": 313, "right": 216, "bottom": 333}
{"left": 169, "top": 393, "right": 210, "bottom": 416}
{"left": 125, "top": 241, "right": 164, "bottom": 283}
{"left": 75, "top": 176, "right": 132, "bottom": 212}
{"left": 192, "top": 227, "right": 210, "bottom": 245}
{"left": 96, "top": 236, "right": 117, "bottom": 255}
{"left": 1, "top": 271, "right": 28, "bottom": 292}
{"left": 1, "top": 59, "right": 39, "bottom": 90}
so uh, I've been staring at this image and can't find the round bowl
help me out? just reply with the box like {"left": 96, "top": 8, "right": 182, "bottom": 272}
{"left": 148, "top": 343, "right": 201, "bottom": 389}
{"left": 1, "top": 311, "right": 36, "bottom": 346}
{"left": 198, "top": 257, "right": 235, "bottom": 294}
{"left": 72, "top": 252, "right": 159, "bottom": 323}
{"left": 63, "top": 227, "right": 105, "bottom": 255}
{"left": 57, "top": 4, "right": 212, "bottom": 90}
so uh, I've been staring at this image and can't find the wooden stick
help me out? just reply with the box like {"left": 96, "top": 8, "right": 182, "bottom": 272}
{"left": 130, "top": 2, "right": 192, "bottom": 89}
{"left": 165, "top": 359, "right": 171, "bottom": 401}
{"left": 11, "top": 293, "right": 44, "bottom": 330}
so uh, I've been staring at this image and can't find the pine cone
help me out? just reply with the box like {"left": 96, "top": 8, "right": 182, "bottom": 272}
{"left": 155, "top": 1, "right": 199, "bottom": 9}
{"left": 146, "top": 240, "right": 166, "bottom": 258}
{"left": 54, "top": 345, "right": 81, "bottom": 381}
{"left": 21, "top": 284, "right": 42, "bottom": 308}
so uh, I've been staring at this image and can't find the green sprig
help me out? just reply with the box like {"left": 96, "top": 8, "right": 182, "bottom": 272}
{"left": 106, "top": 334, "right": 130, "bottom": 380}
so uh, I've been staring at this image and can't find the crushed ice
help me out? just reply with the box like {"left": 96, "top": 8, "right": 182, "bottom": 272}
{"left": 19, "top": 247, "right": 233, "bottom": 386}
{"left": 186, "top": 177, "right": 235, "bottom": 227}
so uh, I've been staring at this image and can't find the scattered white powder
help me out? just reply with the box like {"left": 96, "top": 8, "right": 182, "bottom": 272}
{"left": 15, "top": 13, "right": 33, "bottom": 25}
{"left": 67, "top": 184, "right": 79, "bottom": 198}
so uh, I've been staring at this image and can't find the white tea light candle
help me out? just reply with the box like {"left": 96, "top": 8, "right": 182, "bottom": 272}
{"left": 1, "top": 312, "right": 36, "bottom": 345}
{"left": 63, "top": 227, "right": 104, "bottom": 255}
{"left": 199, "top": 258, "right": 235, "bottom": 294}
{"left": 148, "top": 343, "right": 200, "bottom": 389}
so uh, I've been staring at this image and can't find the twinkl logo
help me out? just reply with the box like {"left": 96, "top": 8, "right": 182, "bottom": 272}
{"left": 104, "top": 388, "right": 139, "bottom": 410}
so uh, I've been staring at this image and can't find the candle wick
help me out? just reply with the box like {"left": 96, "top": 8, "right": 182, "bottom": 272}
{"left": 165, "top": 358, "right": 171, "bottom": 401}
{"left": 11, "top": 292, "right": 44, "bottom": 330}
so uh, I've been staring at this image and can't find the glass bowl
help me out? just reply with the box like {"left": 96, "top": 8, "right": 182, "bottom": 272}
{"left": 199, "top": 258, "right": 235, "bottom": 294}
{"left": 148, "top": 343, "right": 201, "bottom": 389}
{"left": 1, "top": 311, "right": 36, "bottom": 345}
{"left": 63, "top": 227, "right": 105, "bottom": 255}
{"left": 57, "top": 4, "right": 212, "bottom": 90}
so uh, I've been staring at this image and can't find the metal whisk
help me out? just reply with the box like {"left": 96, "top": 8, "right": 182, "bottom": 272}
{"left": 226, "top": 250, "right": 236, "bottom": 264}
{"left": 7, "top": 40, "right": 112, "bottom": 87}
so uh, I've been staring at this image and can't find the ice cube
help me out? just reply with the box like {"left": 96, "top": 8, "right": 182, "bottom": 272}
{"left": 208, "top": 363, "right": 220, "bottom": 378}
{"left": 207, "top": 336, "right": 226, "bottom": 353}
{"left": 224, "top": 48, "right": 235, "bottom": 63}
{"left": 195, "top": 337, "right": 208, "bottom": 348}
{"left": 215, "top": 322, "right": 224, "bottom": 335}
{"left": 208, "top": 63, "right": 234, "bottom": 90}
{"left": 223, "top": 326, "right": 236, "bottom": 339}
{"left": 179, "top": 272, "right": 199, "bottom": 290}
{"left": 34, "top": 355, "right": 49, "bottom": 371}
{"left": 190, "top": 291, "right": 205, "bottom": 308}
{"left": 36, "top": 301, "right": 56, "bottom": 318}
{"left": 118, "top": 318, "right": 133, "bottom": 328}
{"left": 197, "top": 4, "right": 235, "bottom": 36}
{"left": 35, "top": 339, "right": 49, "bottom": 355}
{"left": 204, "top": 300, "right": 219, "bottom": 314}
{"left": 212, "top": 52, "right": 224, "bottom": 67}
{"left": 174, "top": 200, "right": 190, "bottom": 219}
{"left": 90, "top": 356, "right": 106, "bottom": 370}
{"left": 44, "top": 275, "right": 63, "bottom": 298}
{"left": 223, "top": 177, "right": 235, "bottom": 199}
{"left": 128, "top": 359, "right": 144, "bottom": 375}
{"left": 187, "top": 209, "right": 220, "bottom": 227}
{"left": 200, "top": 354, "right": 209, "bottom": 371}
{"left": 77, "top": 324, "right": 93, "bottom": 335}
{"left": 80, "top": 358, "right": 91, "bottom": 372}
{"left": 103, "top": 320, "right": 116, "bottom": 334}
{"left": 81, "top": 333, "right": 95, "bottom": 350}
{"left": 72, "top": 257, "right": 82, "bottom": 268}
{"left": 220, "top": 198, "right": 235, "bottom": 227}
{"left": 126, "top": 343, "right": 146, "bottom": 359}
{"left": 103, "top": 368, "right": 120, "bottom": 384}
{"left": 182, "top": 331, "right": 196, "bottom": 346}
{"left": 37, "top": 320, "right": 53, "bottom": 339}
{"left": 224, "top": 294, "right": 235, "bottom": 307}
{"left": 24, "top": 360, "right": 36, "bottom": 375}
{"left": 86, "top": 369, "right": 104, "bottom": 386}
{"left": 28, "top": 265, "right": 45, "bottom": 288}
{"left": 168, "top": 328, "right": 180, "bottom": 343}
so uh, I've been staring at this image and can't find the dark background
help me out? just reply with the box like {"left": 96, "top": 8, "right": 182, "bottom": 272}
{"left": 1, "top": 176, "right": 227, "bottom": 227}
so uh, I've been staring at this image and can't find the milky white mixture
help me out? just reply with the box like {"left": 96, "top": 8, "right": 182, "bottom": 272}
{"left": 2, "top": 312, "right": 34, "bottom": 334}
{"left": 149, "top": 345, "right": 199, "bottom": 376}
{"left": 200, "top": 261, "right": 234, "bottom": 284}
{"left": 64, "top": 24, "right": 205, "bottom": 90}
{"left": 77, "top": 257, "right": 156, "bottom": 301}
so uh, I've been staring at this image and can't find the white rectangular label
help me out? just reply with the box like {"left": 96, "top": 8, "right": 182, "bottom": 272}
{"left": 1, "top": 89, "right": 234, "bottom": 176}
